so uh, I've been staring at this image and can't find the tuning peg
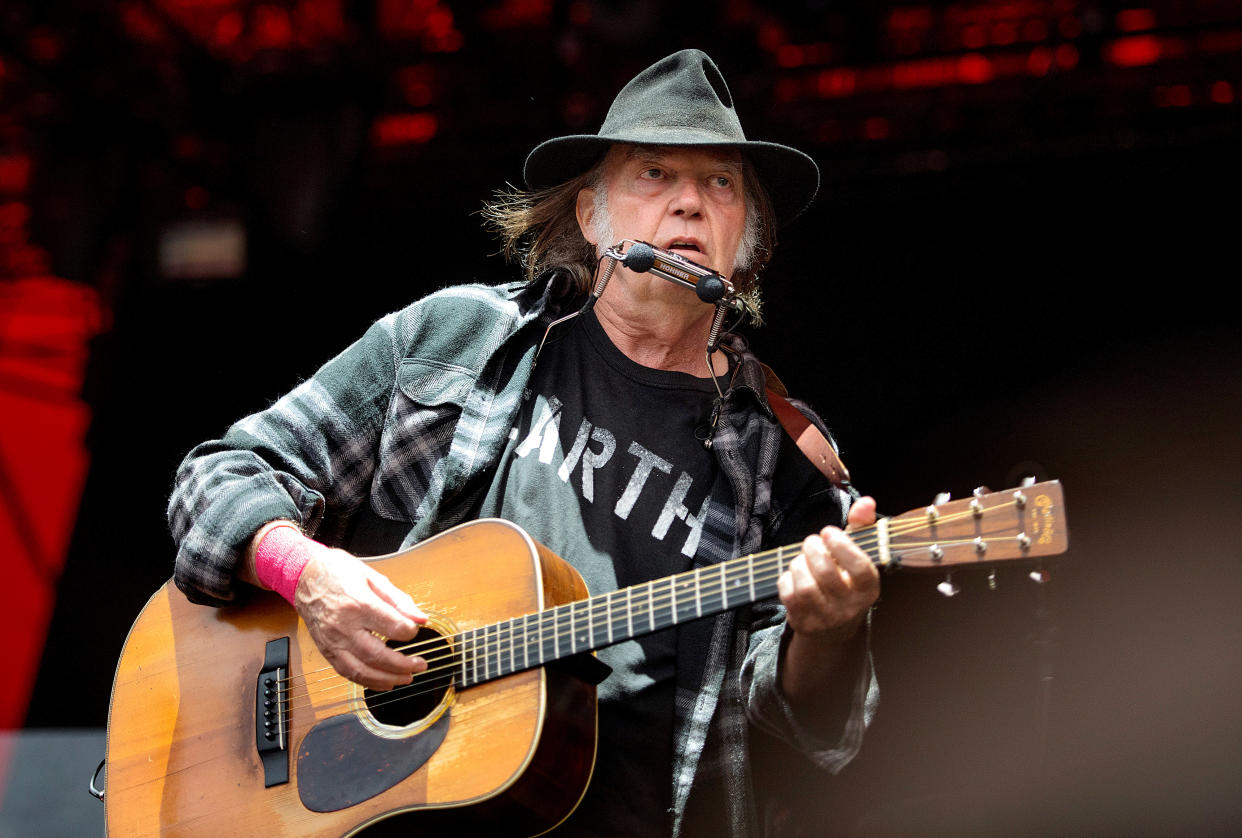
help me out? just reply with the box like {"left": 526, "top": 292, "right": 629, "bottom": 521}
{"left": 936, "top": 574, "right": 960, "bottom": 597}
{"left": 933, "top": 491, "right": 951, "bottom": 505}
{"left": 987, "top": 569, "right": 998, "bottom": 590}
{"left": 1021, "top": 475, "right": 1037, "bottom": 487}
{"left": 1029, "top": 566, "right": 1051, "bottom": 585}
{"left": 973, "top": 486, "right": 991, "bottom": 496}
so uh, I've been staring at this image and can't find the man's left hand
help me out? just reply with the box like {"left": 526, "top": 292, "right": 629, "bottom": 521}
{"left": 776, "top": 497, "right": 881, "bottom": 704}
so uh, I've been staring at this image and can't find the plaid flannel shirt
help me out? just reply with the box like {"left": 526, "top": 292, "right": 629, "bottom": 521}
{"left": 168, "top": 279, "right": 878, "bottom": 837}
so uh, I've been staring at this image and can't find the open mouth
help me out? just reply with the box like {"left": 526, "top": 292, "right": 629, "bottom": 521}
{"left": 666, "top": 240, "right": 702, "bottom": 254}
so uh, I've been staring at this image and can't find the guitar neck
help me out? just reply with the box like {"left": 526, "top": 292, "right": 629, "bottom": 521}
{"left": 455, "top": 544, "right": 798, "bottom": 689}
{"left": 455, "top": 479, "right": 1067, "bottom": 689}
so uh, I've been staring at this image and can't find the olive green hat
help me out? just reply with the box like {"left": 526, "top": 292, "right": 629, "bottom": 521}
{"left": 524, "top": 49, "right": 819, "bottom": 226}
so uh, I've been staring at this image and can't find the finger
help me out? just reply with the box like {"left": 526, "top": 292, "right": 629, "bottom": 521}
{"left": 354, "top": 630, "right": 425, "bottom": 679}
{"left": 330, "top": 646, "right": 413, "bottom": 692}
{"left": 820, "top": 526, "right": 874, "bottom": 581}
{"left": 787, "top": 553, "right": 834, "bottom": 610}
{"left": 360, "top": 587, "right": 423, "bottom": 642}
{"left": 845, "top": 496, "right": 877, "bottom": 531}
{"left": 802, "top": 533, "right": 851, "bottom": 596}
{"left": 367, "top": 568, "right": 428, "bottom": 625}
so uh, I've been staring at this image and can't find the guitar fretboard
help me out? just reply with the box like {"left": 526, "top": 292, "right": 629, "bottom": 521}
{"left": 454, "top": 544, "right": 809, "bottom": 689}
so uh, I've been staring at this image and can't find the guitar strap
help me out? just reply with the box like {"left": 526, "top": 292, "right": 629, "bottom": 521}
{"left": 759, "top": 363, "right": 852, "bottom": 490}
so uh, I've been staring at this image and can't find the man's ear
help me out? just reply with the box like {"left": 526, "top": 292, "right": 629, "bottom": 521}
{"left": 575, "top": 187, "right": 597, "bottom": 246}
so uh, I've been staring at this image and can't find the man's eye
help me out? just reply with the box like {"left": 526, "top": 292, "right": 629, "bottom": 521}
{"left": 641, "top": 168, "right": 664, "bottom": 180}
{"left": 711, "top": 175, "right": 732, "bottom": 188}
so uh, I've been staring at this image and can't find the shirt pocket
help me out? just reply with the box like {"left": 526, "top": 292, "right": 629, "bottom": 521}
{"left": 371, "top": 358, "right": 478, "bottom": 522}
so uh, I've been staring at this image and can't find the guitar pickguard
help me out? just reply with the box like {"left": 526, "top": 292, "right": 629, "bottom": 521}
{"left": 297, "top": 709, "right": 451, "bottom": 812}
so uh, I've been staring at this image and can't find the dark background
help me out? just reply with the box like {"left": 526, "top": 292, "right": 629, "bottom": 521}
{"left": 2, "top": 1, "right": 1240, "bottom": 834}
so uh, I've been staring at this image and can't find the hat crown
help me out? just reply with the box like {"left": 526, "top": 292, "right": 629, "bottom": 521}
{"left": 523, "top": 49, "right": 820, "bottom": 225}
{"left": 599, "top": 49, "right": 747, "bottom": 145}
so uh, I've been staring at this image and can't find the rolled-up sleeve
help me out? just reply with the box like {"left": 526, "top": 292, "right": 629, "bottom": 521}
{"left": 741, "top": 602, "right": 878, "bottom": 772}
{"left": 168, "top": 314, "right": 400, "bottom": 605}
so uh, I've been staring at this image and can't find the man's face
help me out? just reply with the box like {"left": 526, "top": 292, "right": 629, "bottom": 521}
{"left": 576, "top": 145, "right": 750, "bottom": 279}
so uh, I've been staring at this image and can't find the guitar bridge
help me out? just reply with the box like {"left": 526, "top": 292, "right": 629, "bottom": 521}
{"left": 254, "top": 637, "right": 290, "bottom": 787}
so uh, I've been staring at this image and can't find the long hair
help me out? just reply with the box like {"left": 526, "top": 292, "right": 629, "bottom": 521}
{"left": 481, "top": 151, "right": 778, "bottom": 324}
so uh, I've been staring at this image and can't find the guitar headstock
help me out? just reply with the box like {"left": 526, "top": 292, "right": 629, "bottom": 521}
{"left": 878, "top": 480, "right": 1068, "bottom": 570}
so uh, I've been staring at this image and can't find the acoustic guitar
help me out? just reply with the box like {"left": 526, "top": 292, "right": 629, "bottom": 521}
{"left": 103, "top": 480, "right": 1068, "bottom": 837}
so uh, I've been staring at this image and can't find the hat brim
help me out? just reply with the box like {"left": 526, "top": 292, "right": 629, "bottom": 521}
{"left": 524, "top": 134, "right": 819, "bottom": 228}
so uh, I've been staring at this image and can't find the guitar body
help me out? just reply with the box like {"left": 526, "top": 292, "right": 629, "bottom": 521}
{"left": 105, "top": 519, "right": 598, "bottom": 837}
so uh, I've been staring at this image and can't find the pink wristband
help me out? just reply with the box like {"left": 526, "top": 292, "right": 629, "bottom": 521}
{"left": 254, "top": 525, "right": 320, "bottom": 605}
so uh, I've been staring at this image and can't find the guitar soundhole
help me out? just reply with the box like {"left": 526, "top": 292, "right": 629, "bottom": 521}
{"left": 363, "top": 628, "right": 455, "bottom": 729}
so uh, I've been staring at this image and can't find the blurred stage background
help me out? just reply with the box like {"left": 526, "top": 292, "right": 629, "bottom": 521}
{"left": 1, "top": 1, "right": 1239, "bottom": 835}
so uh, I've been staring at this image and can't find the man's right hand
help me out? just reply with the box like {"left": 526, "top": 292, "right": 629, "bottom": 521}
{"left": 293, "top": 548, "right": 429, "bottom": 691}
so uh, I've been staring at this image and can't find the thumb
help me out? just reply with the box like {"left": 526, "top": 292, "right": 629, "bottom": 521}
{"left": 846, "top": 496, "right": 877, "bottom": 531}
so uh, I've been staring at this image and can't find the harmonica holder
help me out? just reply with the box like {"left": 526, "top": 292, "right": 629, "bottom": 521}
{"left": 533, "top": 241, "right": 741, "bottom": 400}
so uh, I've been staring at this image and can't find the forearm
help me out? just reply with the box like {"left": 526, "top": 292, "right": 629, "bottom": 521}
{"left": 779, "top": 614, "right": 868, "bottom": 708}
{"left": 742, "top": 609, "right": 877, "bottom": 773}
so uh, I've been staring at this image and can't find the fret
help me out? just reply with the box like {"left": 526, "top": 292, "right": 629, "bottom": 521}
{"left": 646, "top": 583, "right": 655, "bottom": 633}
{"left": 484, "top": 623, "right": 493, "bottom": 681}
{"left": 537, "top": 611, "right": 545, "bottom": 665}
{"left": 669, "top": 577, "right": 677, "bottom": 625}
{"left": 552, "top": 606, "right": 560, "bottom": 660}
{"left": 749, "top": 552, "right": 758, "bottom": 602}
{"left": 521, "top": 613, "right": 529, "bottom": 670}
{"left": 576, "top": 600, "right": 589, "bottom": 649}
{"left": 716, "top": 562, "right": 728, "bottom": 611}
{"left": 568, "top": 601, "right": 577, "bottom": 654}
{"left": 458, "top": 630, "right": 469, "bottom": 688}
{"left": 605, "top": 591, "right": 614, "bottom": 645}
{"left": 469, "top": 628, "right": 479, "bottom": 685}
{"left": 694, "top": 568, "right": 702, "bottom": 618}
{"left": 506, "top": 617, "right": 516, "bottom": 676}
{"left": 626, "top": 587, "right": 634, "bottom": 639}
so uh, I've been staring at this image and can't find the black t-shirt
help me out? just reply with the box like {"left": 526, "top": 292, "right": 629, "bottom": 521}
{"left": 475, "top": 308, "right": 734, "bottom": 836}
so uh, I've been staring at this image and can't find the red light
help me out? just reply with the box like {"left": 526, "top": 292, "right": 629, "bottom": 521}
{"left": 758, "top": 23, "right": 786, "bottom": 52}
{"left": 1154, "top": 84, "right": 1192, "bottom": 107}
{"left": 1055, "top": 44, "right": 1079, "bottom": 69}
{"left": 371, "top": 113, "right": 438, "bottom": 146}
{"left": 991, "top": 22, "right": 1017, "bottom": 46}
{"left": 253, "top": 5, "right": 293, "bottom": 50}
{"left": 184, "top": 186, "right": 210, "bottom": 210}
{"left": 27, "top": 29, "right": 64, "bottom": 64}
{"left": 212, "top": 10, "right": 244, "bottom": 49}
{"left": 816, "top": 120, "right": 843, "bottom": 143}
{"left": 0, "top": 202, "right": 31, "bottom": 229}
{"left": 961, "top": 25, "right": 987, "bottom": 49}
{"left": 1198, "top": 30, "right": 1242, "bottom": 55}
{"left": 862, "top": 117, "right": 890, "bottom": 140}
{"left": 887, "top": 6, "right": 934, "bottom": 32}
{"left": 0, "top": 155, "right": 32, "bottom": 194}
{"left": 1022, "top": 19, "right": 1049, "bottom": 42}
{"left": 958, "top": 53, "right": 994, "bottom": 85}
{"left": 817, "top": 68, "right": 856, "bottom": 98}
{"left": 1027, "top": 46, "right": 1054, "bottom": 76}
{"left": 1116, "top": 8, "right": 1156, "bottom": 33}
{"left": 1108, "top": 35, "right": 1161, "bottom": 67}
{"left": 1211, "top": 80, "right": 1235, "bottom": 104}
{"left": 569, "top": 1, "right": 591, "bottom": 25}
{"left": 777, "top": 45, "right": 804, "bottom": 68}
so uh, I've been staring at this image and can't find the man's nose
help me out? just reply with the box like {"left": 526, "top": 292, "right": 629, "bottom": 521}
{"left": 668, "top": 180, "right": 704, "bottom": 217}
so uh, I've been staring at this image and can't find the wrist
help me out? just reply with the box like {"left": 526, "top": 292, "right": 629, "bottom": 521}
{"left": 253, "top": 523, "right": 320, "bottom": 605}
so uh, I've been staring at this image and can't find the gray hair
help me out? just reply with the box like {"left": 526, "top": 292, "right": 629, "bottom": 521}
{"left": 481, "top": 149, "right": 777, "bottom": 324}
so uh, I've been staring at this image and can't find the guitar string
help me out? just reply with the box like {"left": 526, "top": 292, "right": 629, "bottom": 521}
{"left": 271, "top": 500, "right": 1016, "bottom": 701}
{"left": 273, "top": 501, "right": 1026, "bottom": 718}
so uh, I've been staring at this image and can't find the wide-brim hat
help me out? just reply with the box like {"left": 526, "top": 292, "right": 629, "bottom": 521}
{"left": 524, "top": 49, "right": 819, "bottom": 227}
